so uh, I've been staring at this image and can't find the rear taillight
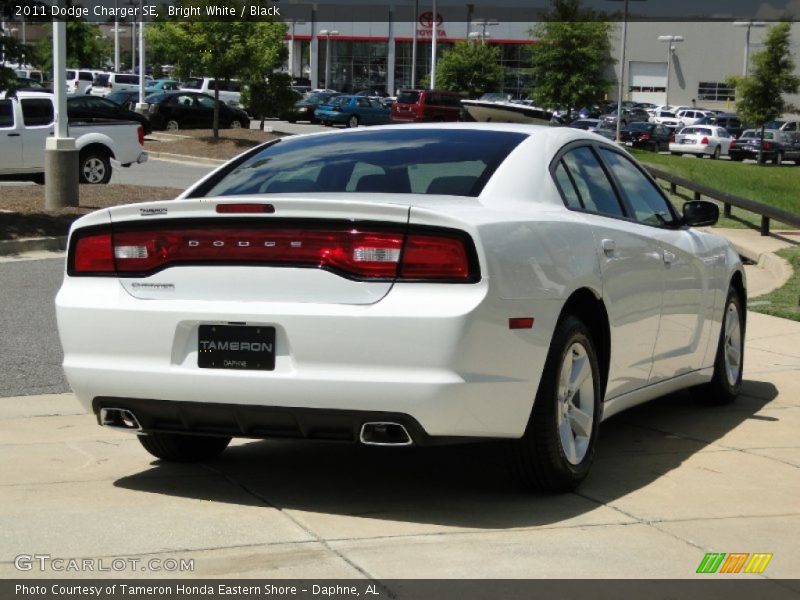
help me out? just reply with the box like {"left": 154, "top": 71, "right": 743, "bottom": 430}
{"left": 69, "top": 224, "right": 477, "bottom": 282}
{"left": 106, "top": 82, "right": 112, "bottom": 88}
{"left": 763, "top": 141, "right": 772, "bottom": 150}
{"left": 73, "top": 233, "right": 114, "bottom": 273}
{"left": 730, "top": 140, "right": 737, "bottom": 148}
{"left": 640, "top": 133, "right": 650, "bottom": 141}
{"left": 669, "top": 134, "right": 675, "bottom": 142}
{"left": 700, "top": 137, "right": 709, "bottom": 145}
{"left": 137, "top": 126, "right": 144, "bottom": 146}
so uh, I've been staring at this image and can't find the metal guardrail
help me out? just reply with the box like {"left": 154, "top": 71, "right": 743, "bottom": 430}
{"left": 646, "top": 165, "right": 800, "bottom": 236}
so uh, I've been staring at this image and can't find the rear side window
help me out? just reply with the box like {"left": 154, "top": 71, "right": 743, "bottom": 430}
{"left": 553, "top": 161, "right": 582, "bottom": 209}
{"left": 21, "top": 99, "right": 54, "bottom": 126}
{"left": 79, "top": 72, "right": 93, "bottom": 81}
{"left": 184, "top": 78, "right": 203, "bottom": 90}
{"left": 0, "top": 100, "right": 14, "bottom": 128}
{"left": 559, "top": 146, "right": 625, "bottom": 218}
{"left": 94, "top": 74, "right": 109, "bottom": 86}
{"left": 66, "top": 70, "right": 76, "bottom": 79}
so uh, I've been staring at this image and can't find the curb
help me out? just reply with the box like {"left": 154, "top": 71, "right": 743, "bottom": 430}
{"left": 146, "top": 152, "right": 225, "bottom": 167}
{"left": 0, "top": 236, "right": 67, "bottom": 257}
{"left": 728, "top": 239, "right": 793, "bottom": 291}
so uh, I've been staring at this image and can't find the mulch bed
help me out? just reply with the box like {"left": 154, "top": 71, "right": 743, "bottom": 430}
{"left": 145, "top": 128, "right": 280, "bottom": 161}
{"left": 0, "top": 185, "right": 181, "bottom": 241}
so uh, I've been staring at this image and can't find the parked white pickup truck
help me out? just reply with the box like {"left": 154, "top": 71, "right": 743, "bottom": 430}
{"left": 0, "top": 91, "right": 148, "bottom": 184}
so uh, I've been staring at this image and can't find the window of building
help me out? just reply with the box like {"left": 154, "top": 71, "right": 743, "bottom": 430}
{"left": 697, "top": 81, "right": 736, "bottom": 102}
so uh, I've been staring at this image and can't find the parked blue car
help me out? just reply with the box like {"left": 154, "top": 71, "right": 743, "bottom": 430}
{"left": 145, "top": 79, "right": 182, "bottom": 94}
{"left": 315, "top": 95, "right": 391, "bottom": 128}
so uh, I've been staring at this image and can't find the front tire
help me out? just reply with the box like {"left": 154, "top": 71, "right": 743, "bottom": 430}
{"left": 228, "top": 119, "right": 242, "bottom": 129}
{"left": 510, "top": 315, "right": 602, "bottom": 492}
{"left": 711, "top": 145, "right": 721, "bottom": 159}
{"left": 347, "top": 114, "right": 359, "bottom": 128}
{"left": 138, "top": 432, "right": 231, "bottom": 462}
{"left": 79, "top": 151, "right": 112, "bottom": 184}
{"left": 165, "top": 119, "right": 180, "bottom": 131}
{"left": 695, "top": 287, "right": 744, "bottom": 404}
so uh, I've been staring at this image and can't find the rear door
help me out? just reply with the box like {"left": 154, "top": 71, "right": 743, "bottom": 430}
{"left": 0, "top": 99, "right": 23, "bottom": 171}
{"left": 553, "top": 144, "right": 664, "bottom": 399}
{"left": 19, "top": 97, "right": 54, "bottom": 169}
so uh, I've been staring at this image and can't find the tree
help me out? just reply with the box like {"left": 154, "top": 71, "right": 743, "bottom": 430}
{"left": 434, "top": 41, "right": 504, "bottom": 98}
{"left": 34, "top": 21, "right": 111, "bottom": 72}
{"left": 727, "top": 21, "right": 799, "bottom": 164}
{"left": 242, "top": 72, "right": 297, "bottom": 128}
{"left": 528, "top": 0, "right": 615, "bottom": 119}
{"left": 147, "top": 0, "right": 286, "bottom": 138}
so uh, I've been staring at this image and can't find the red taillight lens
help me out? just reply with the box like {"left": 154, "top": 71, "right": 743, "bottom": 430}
{"left": 669, "top": 134, "right": 675, "bottom": 142}
{"left": 216, "top": 203, "right": 275, "bottom": 214}
{"left": 73, "top": 233, "right": 114, "bottom": 273}
{"left": 700, "top": 136, "right": 709, "bottom": 145}
{"left": 763, "top": 141, "right": 772, "bottom": 150}
{"left": 640, "top": 133, "right": 650, "bottom": 141}
{"left": 730, "top": 140, "right": 737, "bottom": 148}
{"left": 137, "top": 126, "right": 144, "bottom": 146}
{"left": 70, "top": 225, "right": 477, "bottom": 282}
{"left": 400, "top": 233, "right": 471, "bottom": 280}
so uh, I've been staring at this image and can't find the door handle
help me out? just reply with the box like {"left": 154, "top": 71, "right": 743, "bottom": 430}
{"left": 7, "top": 133, "right": 20, "bottom": 137}
{"left": 663, "top": 250, "right": 676, "bottom": 264}
{"left": 601, "top": 239, "right": 615, "bottom": 255}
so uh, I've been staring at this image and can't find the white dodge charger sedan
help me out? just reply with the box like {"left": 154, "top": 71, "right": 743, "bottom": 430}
{"left": 56, "top": 124, "right": 746, "bottom": 491}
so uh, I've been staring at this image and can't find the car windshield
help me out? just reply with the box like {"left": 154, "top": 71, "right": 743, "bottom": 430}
{"left": 762, "top": 121, "right": 784, "bottom": 129}
{"left": 183, "top": 78, "right": 203, "bottom": 90}
{"left": 627, "top": 123, "right": 652, "bottom": 131}
{"left": 196, "top": 129, "right": 527, "bottom": 198}
{"left": 741, "top": 130, "right": 775, "bottom": 140}
{"left": 397, "top": 91, "right": 421, "bottom": 104}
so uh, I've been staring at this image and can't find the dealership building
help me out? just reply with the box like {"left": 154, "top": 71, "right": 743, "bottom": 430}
{"left": 285, "top": 15, "right": 800, "bottom": 110}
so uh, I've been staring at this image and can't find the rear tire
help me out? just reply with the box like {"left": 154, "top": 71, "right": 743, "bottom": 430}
{"left": 694, "top": 287, "right": 744, "bottom": 405}
{"left": 138, "top": 432, "right": 231, "bottom": 462}
{"left": 509, "top": 315, "right": 602, "bottom": 492}
{"left": 711, "top": 145, "right": 721, "bottom": 160}
{"left": 347, "top": 114, "right": 359, "bottom": 128}
{"left": 165, "top": 119, "right": 180, "bottom": 131}
{"left": 228, "top": 119, "right": 242, "bottom": 129}
{"left": 78, "top": 150, "right": 112, "bottom": 184}
{"left": 773, "top": 152, "right": 784, "bottom": 166}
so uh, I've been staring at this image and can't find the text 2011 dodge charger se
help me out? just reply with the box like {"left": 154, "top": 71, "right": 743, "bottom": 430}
{"left": 55, "top": 124, "right": 746, "bottom": 491}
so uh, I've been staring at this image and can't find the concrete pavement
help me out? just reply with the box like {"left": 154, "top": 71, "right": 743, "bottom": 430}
{"left": 1, "top": 310, "right": 799, "bottom": 579}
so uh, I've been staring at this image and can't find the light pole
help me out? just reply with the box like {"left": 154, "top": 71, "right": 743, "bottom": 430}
{"left": 319, "top": 30, "right": 339, "bottom": 90}
{"left": 45, "top": 19, "right": 79, "bottom": 209}
{"left": 113, "top": 0, "right": 120, "bottom": 72}
{"left": 733, "top": 21, "right": 766, "bottom": 77}
{"left": 288, "top": 19, "right": 306, "bottom": 79}
{"left": 411, "top": 0, "right": 419, "bottom": 88}
{"left": 658, "top": 35, "right": 683, "bottom": 107}
{"left": 136, "top": 0, "right": 146, "bottom": 113}
{"left": 608, "top": 0, "right": 645, "bottom": 142}
{"left": 430, "top": 0, "right": 437, "bottom": 89}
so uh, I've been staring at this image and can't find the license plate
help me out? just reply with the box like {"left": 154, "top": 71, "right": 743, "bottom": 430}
{"left": 680, "top": 139, "right": 689, "bottom": 144}
{"left": 198, "top": 325, "right": 275, "bottom": 371}
{"left": 625, "top": 142, "right": 633, "bottom": 147}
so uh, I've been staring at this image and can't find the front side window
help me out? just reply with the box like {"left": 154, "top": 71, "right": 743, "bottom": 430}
{"left": 598, "top": 148, "right": 676, "bottom": 227}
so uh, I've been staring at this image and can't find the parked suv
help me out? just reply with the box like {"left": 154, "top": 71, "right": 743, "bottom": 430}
{"left": 695, "top": 114, "right": 746, "bottom": 139}
{"left": 66, "top": 69, "right": 94, "bottom": 95}
{"left": 90, "top": 73, "right": 152, "bottom": 97}
{"left": 181, "top": 77, "right": 242, "bottom": 107}
{"left": 391, "top": 89, "right": 463, "bottom": 123}
{"left": 763, "top": 119, "right": 800, "bottom": 142}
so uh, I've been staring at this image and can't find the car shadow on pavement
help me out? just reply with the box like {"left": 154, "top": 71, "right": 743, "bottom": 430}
{"left": 114, "top": 379, "right": 778, "bottom": 529}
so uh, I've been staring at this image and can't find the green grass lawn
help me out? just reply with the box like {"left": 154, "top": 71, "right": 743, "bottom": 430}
{"left": 750, "top": 246, "right": 800, "bottom": 322}
{"left": 631, "top": 150, "right": 800, "bottom": 219}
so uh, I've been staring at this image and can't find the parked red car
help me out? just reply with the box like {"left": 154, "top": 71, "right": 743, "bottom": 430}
{"left": 391, "top": 89, "right": 463, "bottom": 123}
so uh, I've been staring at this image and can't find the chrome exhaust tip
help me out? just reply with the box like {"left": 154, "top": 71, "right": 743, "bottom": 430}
{"left": 359, "top": 422, "right": 413, "bottom": 446}
{"left": 99, "top": 408, "right": 142, "bottom": 432}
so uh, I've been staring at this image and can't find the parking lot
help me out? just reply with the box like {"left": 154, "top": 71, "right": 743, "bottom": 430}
{"left": 1, "top": 252, "right": 799, "bottom": 580}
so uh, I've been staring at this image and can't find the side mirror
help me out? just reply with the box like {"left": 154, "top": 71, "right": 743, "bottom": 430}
{"left": 682, "top": 200, "right": 719, "bottom": 227}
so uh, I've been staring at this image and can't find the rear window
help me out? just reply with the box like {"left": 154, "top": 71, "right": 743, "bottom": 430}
{"left": 94, "top": 74, "right": 109, "bottom": 86}
{"left": 115, "top": 74, "right": 138, "bottom": 85}
{"left": 627, "top": 122, "right": 652, "bottom": 131}
{"left": 196, "top": 129, "right": 527, "bottom": 198}
{"left": 397, "top": 91, "right": 421, "bottom": 104}
{"left": 107, "top": 91, "right": 134, "bottom": 105}
{"left": 184, "top": 78, "right": 203, "bottom": 90}
{"left": 66, "top": 70, "right": 76, "bottom": 79}
{"left": 79, "top": 72, "right": 93, "bottom": 81}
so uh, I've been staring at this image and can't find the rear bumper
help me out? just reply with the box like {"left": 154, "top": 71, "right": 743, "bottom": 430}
{"left": 669, "top": 143, "right": 713, "bottom": 155}
{"left": 57, "top": 277, "right": 549, "bottom": 439}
